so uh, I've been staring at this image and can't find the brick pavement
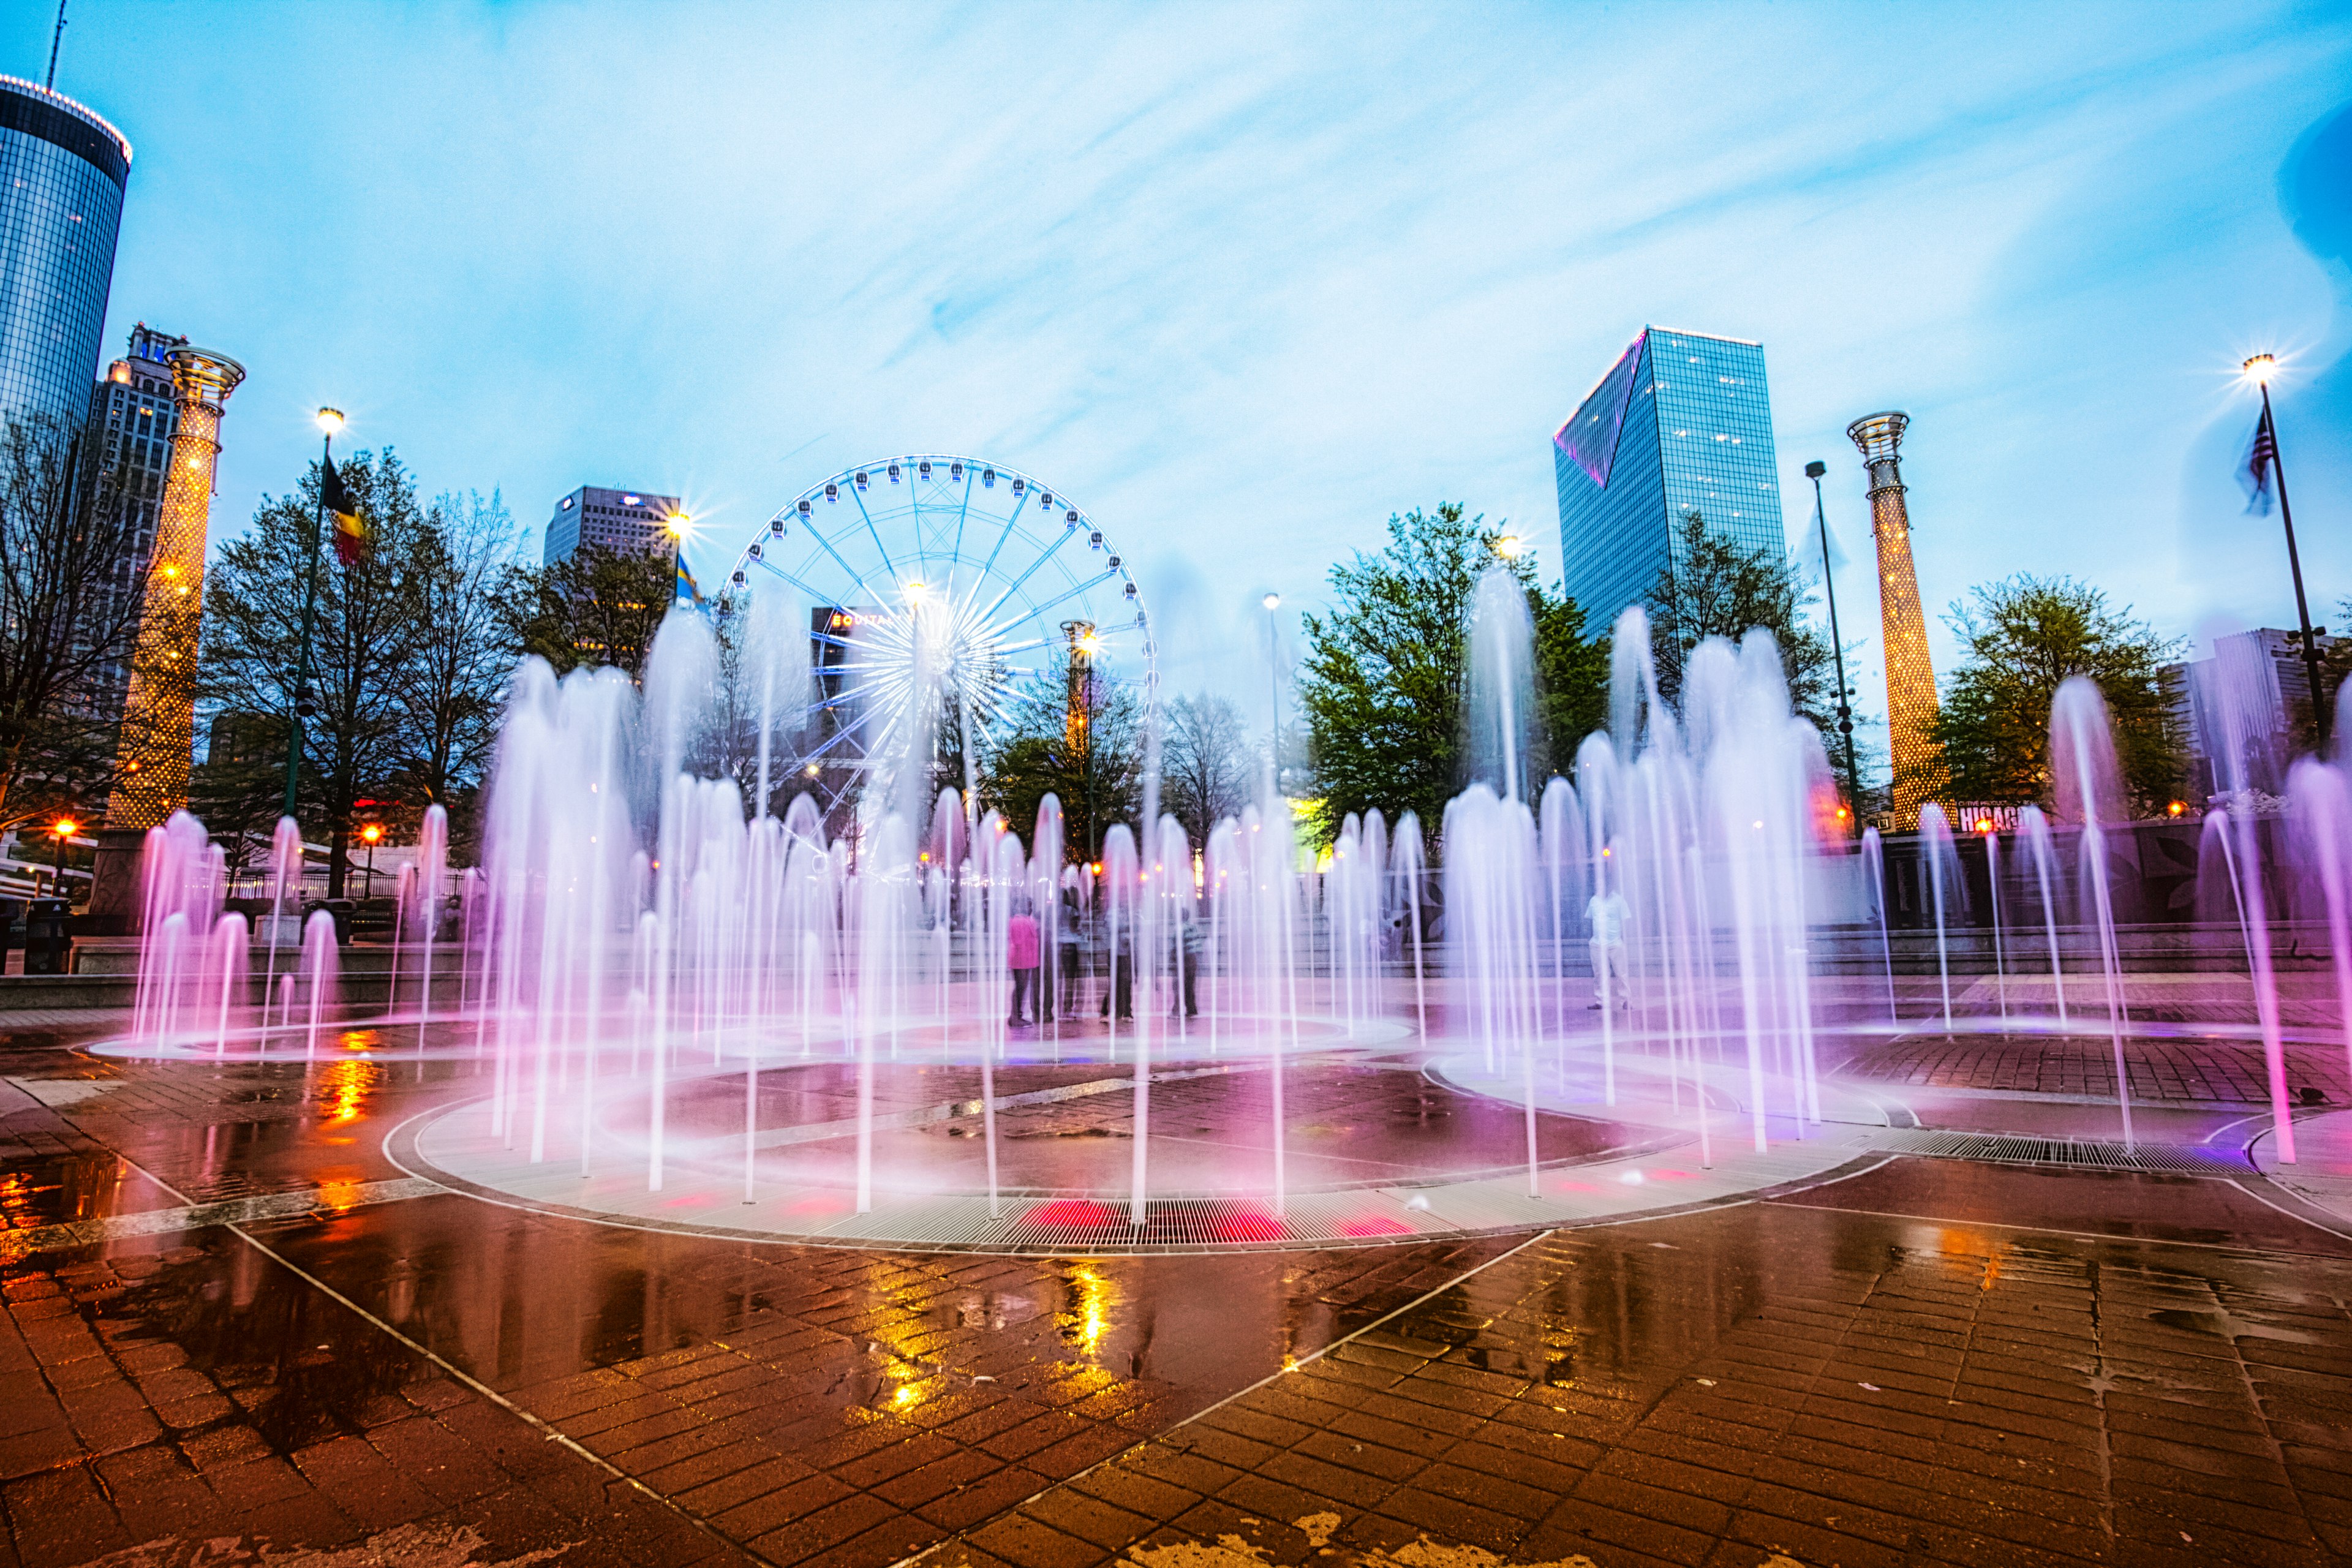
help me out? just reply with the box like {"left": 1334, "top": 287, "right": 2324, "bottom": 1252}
{"left": 1831, "top": 1029, "right": 2350, "bottom": 1106}
{"left": 6, "top": 1027, "right": 2352, "bottom": 1566}
{"left": 920, "top": 1203, "right": 2352, "bottom": 1568}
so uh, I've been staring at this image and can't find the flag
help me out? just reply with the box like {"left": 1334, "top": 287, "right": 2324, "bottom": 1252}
{"left": 675, "top": 554, "right": 705, "bottom": 608}
{"left": 2243, "top": 407, "right": 2278, "bottom": 516}
{"left": 321, "top": 458, "right": 368, "bottom": 565}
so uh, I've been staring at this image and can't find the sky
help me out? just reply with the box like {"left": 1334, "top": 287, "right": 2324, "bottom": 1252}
{"left": 10, "top": 1, "right": 2352, "bottom": 746}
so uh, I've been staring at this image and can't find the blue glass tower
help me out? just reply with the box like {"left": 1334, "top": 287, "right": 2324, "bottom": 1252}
{"left": 0, "top": 74, "right": 132, "bottom": 432}
{"left": 1553, "top": 327, "right": 1784, "bottom": 630}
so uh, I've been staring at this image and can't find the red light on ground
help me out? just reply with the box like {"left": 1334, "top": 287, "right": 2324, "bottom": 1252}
{"left": 1208, "top": 1210, "right": 1286, "bottom": 1243}
{"left": 1029, "top": 1199, "right": 1120, "bottom": 1229}
{"left": 1340, "top": 1216, "right": 1412, "bottom": 1238}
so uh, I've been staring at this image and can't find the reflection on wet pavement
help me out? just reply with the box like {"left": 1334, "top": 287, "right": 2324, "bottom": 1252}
{"left": 2, "top": 1020, "right": 2351, "bottom": 1567}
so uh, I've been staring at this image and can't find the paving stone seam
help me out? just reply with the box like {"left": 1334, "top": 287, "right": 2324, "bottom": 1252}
{"left": 105, "top": 1149, "right": 790, "bottom": 1568}
{"left": 880, "top": 1226, "right": 1564, "bottom": 1568}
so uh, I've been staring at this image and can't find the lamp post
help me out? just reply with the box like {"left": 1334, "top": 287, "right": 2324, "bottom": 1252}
{"left": 1805, "top": 461, "right": 1863, "bottom": 815}
{"left": 1262, "top": 593, "right": 1282, "bottom": 801}
{"left": 48, "top": 817, "right": 75, "bottom": 902}
{"left": 2243, "top": 355, "right": 2329, "bottom": 751}
{"left": 284, "top": 408, "right": 343, "bottom": 817}
{"left": 359, "top": 821, "right": 382, "bottom": 900}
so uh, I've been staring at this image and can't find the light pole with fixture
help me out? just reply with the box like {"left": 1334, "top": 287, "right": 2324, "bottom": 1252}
{"left": 359, "top": 821, "right": 382, "bottom": 900}
{"left": 1805, "top": 460, "right": 1863, "bottom": 813}
{"left": 2243, "top": 355, "right": 2328, "bottom": 750}
{"left": 48, "top": 817, "right": 75, "bottom": 902}
{"left": 284, "top": 407, "right": 344, "bottom": 816}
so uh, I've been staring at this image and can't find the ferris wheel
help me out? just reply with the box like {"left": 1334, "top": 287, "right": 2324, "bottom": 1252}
{"left": 725, "top": 456, "right": 1154, "bottom": 821}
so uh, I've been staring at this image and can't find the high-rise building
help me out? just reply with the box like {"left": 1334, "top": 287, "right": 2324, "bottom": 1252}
{"left": 0, "top": 75, "right": 132, "bottom": 430}
{"left": 75, "top": 325, "right": 187, "bottom": 723}
{"left": 2165, "top": 627, "right": 2331, "bottom": 801}
{"left": 1553, "top": 326, "right": 1785, "bottom": 631}
{"left": 544, "top": 485, "right": 684, "bottom": 566}
{"left": 1847, "top": 412, "right": 1942, "bottom": 827}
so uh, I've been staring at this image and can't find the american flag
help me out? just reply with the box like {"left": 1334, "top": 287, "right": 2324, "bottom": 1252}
{"left": 2244, "top": 407, "right": 2278, "bottom": 515}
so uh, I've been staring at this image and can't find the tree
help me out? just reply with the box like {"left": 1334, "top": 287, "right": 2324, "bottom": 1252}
{"left": 390, "top": 490, "right": 517, "bottom": 844}
{"left": 982, "top": 650, "right": 1144, "bottom": 861}
{"left": 1161, "top": 693, "right": 1253, "bottom": 846}
{"left": 1646, "top": 509, "right": 1834, "bottom": 725}
{"left": 1297, "top": 504, "right": 1608, "bottom": 848}
{"left": 1932, "top": 575, "right": 2183, "bottom": 812}
{"left": 500, "top": 543, "right": 675, "bottom": 681}
{"left": 187, "top": 711, "right": 295, "bottom": 890}
{"left": 0, "top": 412, "right": 153, "bottom": 827}
{"left": 203, "top": 450, "right": 427, "bottom": 897}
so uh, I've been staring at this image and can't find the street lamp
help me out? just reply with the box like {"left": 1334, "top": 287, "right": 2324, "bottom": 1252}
{"left": 1262, "top": 594, "right": 1282, "bottom": 800}
{"left": 285, "top": 407, "right": 344, "bottom": 816}
{"left": 359, "top": 821, "right": 382, "bottom": 900}
{"left": 1805, "top": 460, "right": 1863, "bottom": 815}
{"left": 2242, "top": 354, "right": 2329, "bottom": 749}
{"left": 48, "top": 818, "right": 75, "bottom": 902}
{"left": 1494, "top": 535, "right": 1523, "bottom": 559}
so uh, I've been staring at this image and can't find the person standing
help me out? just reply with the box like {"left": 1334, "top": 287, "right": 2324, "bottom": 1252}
{"left": 1057, "top": 883, "right": 1085, "bottom": 1020}
{"left": 1008, "top": 902, "right": 1041, "bottom": 1027}
{"left": 1586, "top": 877, "right": 1630, "bottom": 1011}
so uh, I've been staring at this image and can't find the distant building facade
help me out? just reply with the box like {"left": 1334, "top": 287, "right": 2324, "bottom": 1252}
{"left": 1553, "top": 326, "right": 1785, "bottom": 631}
{"left": 0, "top": 75, "right": 131, "bottom": 429}
{"left": 544, "top": 485, "right": 683, "bottom": 566}
{"left": 2166, "top": 627, "right": 2334, "bottom": 800}
{"left": 72, "top": 325, "right": 187, "bottom": 724}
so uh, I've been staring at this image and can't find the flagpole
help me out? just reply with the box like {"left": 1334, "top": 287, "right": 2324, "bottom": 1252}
{"left": 1806, "top": 460, "right": 1863, "bottom": 813}
{"left": 284, "top": 412, "right": 341, "bottom": 816}
{"left": 2258, "top": 379, "right": 2328, "bottom": 751}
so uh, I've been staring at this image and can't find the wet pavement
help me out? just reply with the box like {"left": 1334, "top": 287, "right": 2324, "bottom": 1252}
{"left": 2, "top": 1015, "right": 2350, "bottom": 1567}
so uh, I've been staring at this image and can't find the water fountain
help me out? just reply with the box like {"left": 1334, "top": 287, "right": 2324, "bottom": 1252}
{"left": 99, "top": 564, "right": 2352, "bottom": 1249}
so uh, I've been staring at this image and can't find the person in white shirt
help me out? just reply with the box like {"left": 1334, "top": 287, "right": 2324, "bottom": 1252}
{"left": 1586, "top": 878, "right": 1630, "bottom": 1011}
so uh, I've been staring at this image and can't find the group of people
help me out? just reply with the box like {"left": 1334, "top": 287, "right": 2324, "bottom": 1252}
{"left": 995, "top": 878, "right": 1632, "bottom": 1028}
{"left": 1001, "top": 893, "right": 1204, "bottom": 1028}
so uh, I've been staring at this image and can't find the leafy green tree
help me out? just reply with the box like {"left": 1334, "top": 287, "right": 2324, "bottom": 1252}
{"left": 982, "top": 650, "right": 1143, "bottom": 861}
{"left": 500, "top": 543, "right": 676, "bottom": 680}
{"left": 1932, "top": 575, "right": 2183, "bottom": 812}
{"left": 203, "top": 450, "right": 426, "bottom": 896}
{"left": 1646, "top": 509, "right": 1834, "bottom": 725}
{"left": 1297, "top": 504, "right": 1608, "bottom": 848}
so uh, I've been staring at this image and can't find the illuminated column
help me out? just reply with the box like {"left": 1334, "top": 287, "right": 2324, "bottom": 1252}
{"left": 105, "top": 345, "right": 245, "bottom": 830}
{"left": 1848, "top": 411, "right": 1943, "bottom": 827}
{"left": 1062, "top": 619, "right": 1096, "bottom": 752}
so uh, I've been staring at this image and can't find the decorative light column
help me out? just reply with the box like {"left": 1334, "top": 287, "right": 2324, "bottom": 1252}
{"left": 105, "top": 345, "right": 244, "bottom": 830}
{"left": 1848, "top": 411, "right": 1943, "bottom": 827}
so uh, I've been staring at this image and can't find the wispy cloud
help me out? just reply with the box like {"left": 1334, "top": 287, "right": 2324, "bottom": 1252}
{"left": 20, "top": 0, "right": 2351, "bottom": 718}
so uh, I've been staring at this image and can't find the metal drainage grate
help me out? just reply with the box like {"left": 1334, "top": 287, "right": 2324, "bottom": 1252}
{"left": 1879, "top": 1128, "right": 2248, "bottom": 1176}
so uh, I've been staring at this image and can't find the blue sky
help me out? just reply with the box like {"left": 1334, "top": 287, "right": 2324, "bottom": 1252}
{"left": 12, "top": 1, "right": 2351, "bottom": 739}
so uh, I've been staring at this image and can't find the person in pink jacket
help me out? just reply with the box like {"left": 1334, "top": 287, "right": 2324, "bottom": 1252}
{"left": 1007, "top": 903, "right": 1042, "bottom": 1027}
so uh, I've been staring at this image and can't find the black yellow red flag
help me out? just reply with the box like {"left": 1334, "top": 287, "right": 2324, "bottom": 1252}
{"left": 321, "top": 458, "right": 368, "bottom": 566}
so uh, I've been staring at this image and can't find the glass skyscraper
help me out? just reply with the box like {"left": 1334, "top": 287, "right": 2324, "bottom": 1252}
{"left": 0, "top": 75, "right": 132, "bottom": 431}
{"left": 1553, "top": 326, "right": 1784, "bottom": 630}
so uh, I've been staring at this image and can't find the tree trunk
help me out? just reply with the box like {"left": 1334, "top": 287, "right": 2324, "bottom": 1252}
{"left": 326, "top": 793, "right": 351, "bottom": 900}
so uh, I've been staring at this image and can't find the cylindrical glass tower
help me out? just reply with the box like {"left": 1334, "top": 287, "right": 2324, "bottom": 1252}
{"left": 0, "top": 74, "right": 132, "bottom": 431}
